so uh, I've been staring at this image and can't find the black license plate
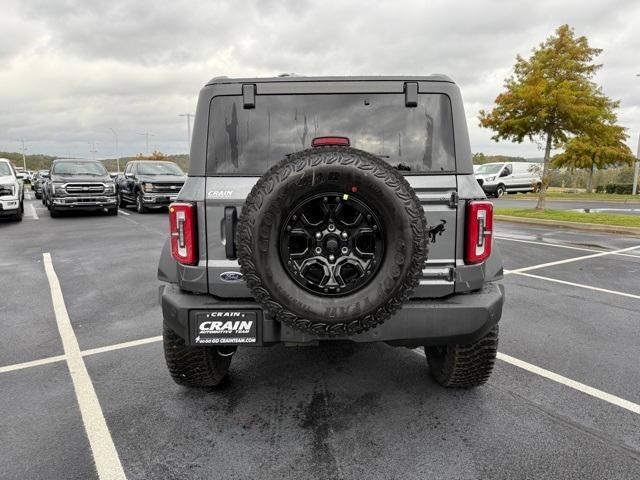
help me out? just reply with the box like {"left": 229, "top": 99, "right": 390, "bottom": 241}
{"left": 190, "top": 311, "right": 258, "bottom": 345}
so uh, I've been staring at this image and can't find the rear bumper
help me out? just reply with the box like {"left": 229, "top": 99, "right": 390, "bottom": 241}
{"left": 160, "top": 282, "right": 504, "bottom": 347}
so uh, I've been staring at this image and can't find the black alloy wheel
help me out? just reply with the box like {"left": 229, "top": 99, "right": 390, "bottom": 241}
{"left": 280, "top": 192, "right": 384, "bottom": 297}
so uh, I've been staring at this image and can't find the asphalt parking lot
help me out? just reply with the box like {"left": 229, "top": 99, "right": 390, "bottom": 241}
{"left": 1, "top": 191, "right": 639, "bottom": 480}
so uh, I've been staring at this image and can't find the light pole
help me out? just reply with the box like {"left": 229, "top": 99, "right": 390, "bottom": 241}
{"left": 19, "top": 139, "right": 27, "bottom": 171}
{"left": 634, "top": 74, "right": 640, "bottom": 195}
{"left": 89, "top": 142, "right": 98, "bottom": 160}
{"left": 109, "top": 128, "right": 120, "bottom": 174}
{"left": 633, "top": 132, "right": 639, "bottom": 195}
{"left": 179, "top": 113, "right": 194, "bottom": 155}
{"left": 137, "top": 132, "right": 155, "bottom": 156}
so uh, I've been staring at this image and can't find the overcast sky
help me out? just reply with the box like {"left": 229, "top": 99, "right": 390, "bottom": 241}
{"left": 1, "top": 0, "right": 639, "bottom": 160}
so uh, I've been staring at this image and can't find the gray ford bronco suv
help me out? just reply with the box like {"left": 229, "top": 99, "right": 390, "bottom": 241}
{"left": 158, "top": 75, "right": 504, "bottom": 389}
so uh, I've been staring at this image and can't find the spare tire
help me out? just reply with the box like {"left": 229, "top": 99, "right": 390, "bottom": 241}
{"left": 237, "top": 146, "right": 428, "bottom": 336}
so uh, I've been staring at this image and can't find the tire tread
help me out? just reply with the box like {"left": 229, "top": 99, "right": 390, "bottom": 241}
{"left": 426, "top": 325, "right": 499, "bottom": 388}
{"left": 163, "top": 324, "right": 231, "bottom": 387}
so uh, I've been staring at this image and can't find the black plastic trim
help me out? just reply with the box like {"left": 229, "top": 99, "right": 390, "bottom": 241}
{"left": 242, "top": 84, "right": 255, "bottom": 109}
{"left": 404, "top": 82, "right": 418, "bottom": 107}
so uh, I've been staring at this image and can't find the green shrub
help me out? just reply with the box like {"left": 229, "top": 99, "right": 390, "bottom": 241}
{"left": 595, "top": 183, "right": 634, "bottom": 194}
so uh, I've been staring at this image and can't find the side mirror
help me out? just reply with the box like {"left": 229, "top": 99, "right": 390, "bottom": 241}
{"left": 500, "top": 169, "right": 509, "bottom": 177}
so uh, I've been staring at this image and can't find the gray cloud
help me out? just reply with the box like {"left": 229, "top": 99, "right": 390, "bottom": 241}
{"left": 2, "top": 0, "right": 639, "bottom": 159}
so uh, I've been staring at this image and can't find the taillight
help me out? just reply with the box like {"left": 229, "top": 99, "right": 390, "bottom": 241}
{"left": 311, "top": 136, "right": 350, "bottom": 147}
{"left": 465, "top": 201, "right": 493, "bottom": 264}
{"left": 169, "top": 203, "right": 197, "bottom": 265}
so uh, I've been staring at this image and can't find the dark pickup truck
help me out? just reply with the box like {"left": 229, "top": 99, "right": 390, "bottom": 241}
{"left": 116, "top": 160, "right": 186, "bottom": 213}
{"left": 45, "top": 159, "right": 117, "bottom": 217}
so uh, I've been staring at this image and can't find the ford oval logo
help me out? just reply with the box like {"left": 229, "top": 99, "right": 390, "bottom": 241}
{"left": 220, "top": 271, "right": 243, "bottom": 282}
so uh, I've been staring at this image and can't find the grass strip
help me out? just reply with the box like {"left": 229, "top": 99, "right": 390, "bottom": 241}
{"left": 495, "top": 208, "right": 640, "bottom": 228}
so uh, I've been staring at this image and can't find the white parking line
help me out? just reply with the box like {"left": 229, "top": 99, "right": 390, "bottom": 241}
{"left": 118, "top": 209, "right": 130, "bottom": 216}
{"left": 81, "top": 336, "right": 161, "bottom": 357}
{"left": 27, "top": 203, "right": 39, "bottom": 219}
{"left": 413, "top": 349, "right": 640, "bottom": 415}
{"left": 43, "top": 253, "right": 126, "bottom": 480}
{"left": 505, "top": 244, "right": 640, "bottom": 274}
{"left": 497, "top": 352, "right": 640, "bottom": 415}
{"left": 495, "top": 235, "right": 640, "bottom": 259}
{"left": 0, "top": 336, "right": 163, "bottom": 375}
{"left": 0, "top": 354, "right": 66, "bottom": 374}
{"left": 495, "top": 235, "right": 599, "bottom": 253}
{"left": 511, "top": 271, "right": 640, "bottom": 300}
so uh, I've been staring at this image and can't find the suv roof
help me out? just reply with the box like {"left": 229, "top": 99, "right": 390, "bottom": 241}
{"left": 206, "top": 74, "right": 455, "bottom": 86}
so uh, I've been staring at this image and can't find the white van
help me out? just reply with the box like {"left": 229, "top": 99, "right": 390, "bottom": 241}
{"left": 474, "top": 162, "right": 542, "bottom": 197}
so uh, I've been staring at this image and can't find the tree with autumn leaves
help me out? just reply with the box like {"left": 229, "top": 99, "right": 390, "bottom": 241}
{"left": 135, "top": 150, "right": 168, "bottom": 160}
{"left": 553, "top": 123, "right": 635, "bottom": 193}
{"left": 479, "top": 24, "right": 633, "bottom": 209}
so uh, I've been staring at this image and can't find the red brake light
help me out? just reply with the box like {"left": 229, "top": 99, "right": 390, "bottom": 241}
{"left": 169, "top": 203, "right": 197, "bottom": 265}
{"left": 311, "top": 136, "right": 350, "bottom": 147}
{"left": 465, "top": 201, "right": 493, "bottom": 264}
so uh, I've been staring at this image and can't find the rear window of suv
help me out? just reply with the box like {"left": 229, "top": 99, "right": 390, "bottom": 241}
{"left": 207, "top": 93, "right": 455, "bottom": 175}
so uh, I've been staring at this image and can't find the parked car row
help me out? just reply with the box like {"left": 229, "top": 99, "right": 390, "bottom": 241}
{"left": 0, "top": 158, "right": 25, "bottom": 221}
{"left": 31, "top": 170, "right": 49, "bottom": 199}
{"left": 3, "top": 159, "right": 186, "bottom": 220}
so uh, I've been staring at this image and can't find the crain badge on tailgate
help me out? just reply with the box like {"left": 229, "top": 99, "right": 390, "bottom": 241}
{"left": 207, "top": 190, "right": 233, "bottom": 199}
{"left": 220, "top": 271, "right": 243, "bottom": 282}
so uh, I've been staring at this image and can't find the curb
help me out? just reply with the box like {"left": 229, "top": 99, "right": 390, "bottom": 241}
{"left": 494, "top": 215, "right": 640, "bottom": 237}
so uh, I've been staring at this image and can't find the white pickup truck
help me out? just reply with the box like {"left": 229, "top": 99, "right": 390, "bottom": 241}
{"left": 0, "top": 158, "right": 24, "bottom": 221}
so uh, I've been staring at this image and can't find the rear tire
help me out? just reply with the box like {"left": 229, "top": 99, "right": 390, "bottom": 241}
{"left": 425, "top": 325, "right": 498, "bottom": 388}
{"left": 163, "top": 322, "right": 233, "bottom": 387}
